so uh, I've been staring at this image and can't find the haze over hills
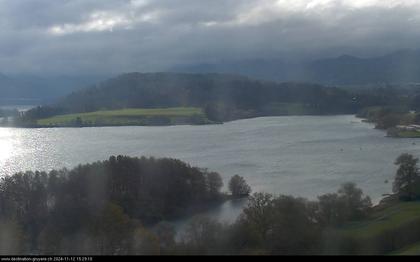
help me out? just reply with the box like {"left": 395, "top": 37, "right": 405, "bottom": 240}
{"left": 0, "top": 73, "right": 106, "bottom": 105}
{"left": 3, "top": 49, "right": 420, "bottom": 106}
{"left": 173, "top": 49, "right": 420, "bottom": 85}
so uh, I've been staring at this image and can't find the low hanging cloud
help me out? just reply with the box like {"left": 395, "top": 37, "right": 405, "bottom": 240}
{"left": 0, "top": 0, "right": 420, "bottom": 75}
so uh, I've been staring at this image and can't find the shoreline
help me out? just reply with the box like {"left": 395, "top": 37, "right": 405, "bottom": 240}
{"left": 2, "top": 113, "right": 358, "bottom": 129}
{"left": 356, "top": 115, "right": 420, "bottom": 139}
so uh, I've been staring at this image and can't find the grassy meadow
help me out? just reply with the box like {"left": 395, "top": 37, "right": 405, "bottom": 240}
{"left": 326, "top": 201, "right": 420, "bottom": 255}
{"left": 36, "top": 107, "right": 211, "bottom": 127}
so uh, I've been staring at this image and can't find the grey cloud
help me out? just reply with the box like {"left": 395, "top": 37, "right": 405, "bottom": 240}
{"left": 0, "top": 0, "right": 420, "bottom": 75}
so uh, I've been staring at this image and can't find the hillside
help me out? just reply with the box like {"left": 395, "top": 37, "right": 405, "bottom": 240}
{"left": 52, "top": 73, "right": 362, "bottom": 118}
{"left": 326, "top": 200, "right": 420, "bottom": 255}
{"left": 307, "top": 50, "right": 420, "bottom": 85}
{"left": 4, "top": 50, "right": 420, "bottom": 106}
{"left": 12, "top": 72, "right": 405, "bottom": 127}
{"left": 174, "top": 50, "right": 420, "bottom": 85}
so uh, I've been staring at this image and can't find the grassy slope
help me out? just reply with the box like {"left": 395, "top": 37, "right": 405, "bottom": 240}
{"left": 328, "top": 201, "right": 420, "bottom": 255}
{"left": 37, "top": 107, "right": 210, "bottom": 127}
{"left": 338, "top": 201, "right": 420, "bottom": 238}
{"left": 392, "top": 242, "right": 420, "bottom": 255}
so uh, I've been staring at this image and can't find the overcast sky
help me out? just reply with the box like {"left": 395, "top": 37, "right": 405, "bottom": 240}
{"left": 1, "top": 0, "right": 420, "bottom": 75}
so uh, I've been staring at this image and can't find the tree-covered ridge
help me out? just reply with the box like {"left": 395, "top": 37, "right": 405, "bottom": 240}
{"left": 16, "top": 72, "right": 391, "bottom": 127}
{"left": 55, "top": 72, "right": 363, "bottom": 116}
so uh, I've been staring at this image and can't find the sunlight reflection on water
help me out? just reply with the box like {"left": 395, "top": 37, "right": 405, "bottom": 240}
{"left": 1, "top": 115, "right": 419, "bottom": 226}
{"left": 0, "top": 128, "right": 13, "bottom": 169}
{"left": 0, "top": 115, "right": 416, "bottom": 204}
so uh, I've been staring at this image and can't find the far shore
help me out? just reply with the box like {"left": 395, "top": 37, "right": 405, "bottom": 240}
{"left": 2, "top": 113, "right": 359, "bottom": 129}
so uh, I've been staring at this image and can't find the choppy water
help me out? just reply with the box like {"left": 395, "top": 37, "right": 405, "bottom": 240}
{"left": 1, "top": 115, "right": 419, "bottom": 224}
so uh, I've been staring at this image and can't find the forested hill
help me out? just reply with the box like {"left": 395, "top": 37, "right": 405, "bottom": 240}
{"left": 49, "top": 72, "right": 368, "bottom": 119}
{"left": 16, "top": 72, "right": 404, "bottom": 127}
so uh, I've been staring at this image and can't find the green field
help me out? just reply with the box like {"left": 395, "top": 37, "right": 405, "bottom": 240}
{"left": 37, "top": 107, "right": 211, "bottom": 127}
{"left": 392, "top": 242, "right": 420, "bottom": 255}
{"left": 337, "top": 201, "right": 420, "bottom": 238}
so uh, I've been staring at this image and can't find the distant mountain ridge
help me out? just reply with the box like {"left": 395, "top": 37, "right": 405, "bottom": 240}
{"left": 3, "top": 49, "right": 420, "bottom": 106}
{"left": 307, "top": 50, "right": 420, "bottom": 85}
{"left": 173, "top": 49, "right": 420, "bottom": 85}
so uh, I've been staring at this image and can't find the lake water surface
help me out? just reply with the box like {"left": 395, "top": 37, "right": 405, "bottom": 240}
{"left": 1, "top": 115, "right": 419, "bottom": 223}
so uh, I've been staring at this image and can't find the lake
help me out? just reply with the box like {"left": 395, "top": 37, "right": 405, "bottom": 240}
{"left": 1, "top": 115, "right": 419, "bottom": 224}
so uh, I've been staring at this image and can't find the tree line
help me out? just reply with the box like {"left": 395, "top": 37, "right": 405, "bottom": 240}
{"left": 0, "top": 156, "right": 251, "bottom": 255}
{"left": 15, "top": 73, "right": 410, "bottom": 125}
{"left": 1, "top": 153, "right": 419, "bottom": 255}
{"left": 176, "top": 153, "right": 420, "bottom": 255}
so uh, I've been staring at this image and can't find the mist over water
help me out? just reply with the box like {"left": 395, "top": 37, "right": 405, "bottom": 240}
{"left": 0, "top": 115, "right": 418, "bottom": 206}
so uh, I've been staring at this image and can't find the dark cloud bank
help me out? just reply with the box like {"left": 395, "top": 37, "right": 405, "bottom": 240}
{"left": 0, "top": 0, "right": 420, "bottom": 76}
